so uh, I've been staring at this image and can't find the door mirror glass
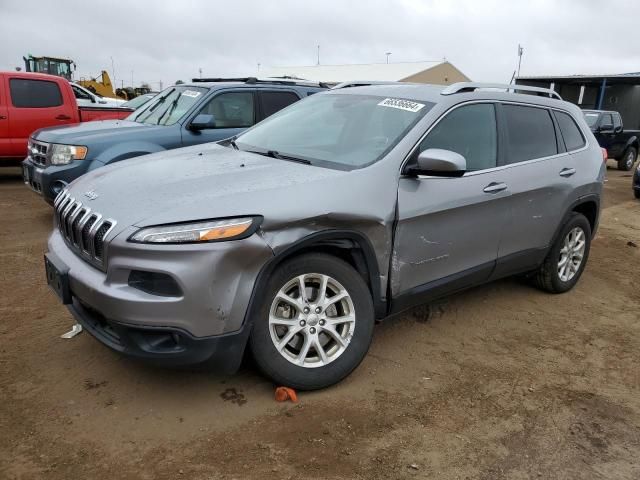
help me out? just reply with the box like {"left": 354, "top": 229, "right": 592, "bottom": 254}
{"left": 189, "top": 114, "right": 216, "bottom": 130}
{"left": 409, "top": 148, "right": 467, "bottom": 177}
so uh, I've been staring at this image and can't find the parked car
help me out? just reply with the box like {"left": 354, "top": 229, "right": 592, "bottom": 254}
{"left": 582, "top": 109, "right": 639, "bottom": 170}
{"left": 23, "top": 77, "right": 326, "bottom": 203}
{"left": 0, "top": 71, "right": 133, "bottom": 167}
{"left": 45, "top": 82, "right": 604, "bottom": 389}
{"left": 633, "top": 160, "right": 640, "bottom": 198}
{"left": 120, "top": 93, "right": 156, "bottom": 110}
{"left": 70, "top": 82, "right": 127, "bottom": 108}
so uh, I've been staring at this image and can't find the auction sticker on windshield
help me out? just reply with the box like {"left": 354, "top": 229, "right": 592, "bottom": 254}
{"left": 181, "top": 90, "right": 201, "bottom": 98}
{"left": 378, "top": 98, "right": 425, "bottom": 113}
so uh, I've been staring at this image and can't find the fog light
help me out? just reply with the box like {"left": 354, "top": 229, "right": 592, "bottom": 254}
{"left": 51, "top": 180, "right": 68, "bottom": 196}
{"left": 128, "top": 270, "right": 183, "bottom": 297}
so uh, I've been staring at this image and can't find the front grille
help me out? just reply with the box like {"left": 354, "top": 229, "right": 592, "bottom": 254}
{"left": 54, "top": 190, "right": 117, "bottom": 269}
{"left": 28, "top": 139, "right": 49, "bottom": 167}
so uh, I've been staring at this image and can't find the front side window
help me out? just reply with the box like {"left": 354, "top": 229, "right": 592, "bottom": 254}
{"left": 198, "top": 91, "right": 255, "bottom": 128}
{"left": 236, "top": 93, "right": 432, "bottom": 170}
{"left": 555, "top": 111, "right": 586, "bottom": 152}
{"left": 419, "top": 103, "right": 497, "bottom": 171}
{"left": 128, "top": 86, "right": 207, "bottom": 126}
{"left": 503, "top": 104, "right": 557, "bottom": 164}
{"left": 72, "top": 85, "right": 92, "bottom": 101}
{"left": 613, "top": 113, "right": 622, "bottom": 130}
{"left": 600, "top": 113, "right": 613, "bottom": 129}
{"left": 10, "top": 79, "right": 63, "bottom": 108}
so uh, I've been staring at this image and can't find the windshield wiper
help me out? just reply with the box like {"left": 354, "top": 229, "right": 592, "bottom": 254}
{"left": 266, "top": 150, "right": 312, "bottom": 165}
{"left": 134, "top": 88, "right": 175, "bottom": 122}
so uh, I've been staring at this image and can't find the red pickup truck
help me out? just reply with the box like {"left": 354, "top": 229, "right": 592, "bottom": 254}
{"left": 0, "top": 71, "right": 132, "bottom": 166}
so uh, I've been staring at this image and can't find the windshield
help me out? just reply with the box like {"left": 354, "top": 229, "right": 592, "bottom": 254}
{"left": 236, "top": 93, "right": 433, "bottom": 169}
{"left": 583, "top": 112, "right": 600, "bottom": 128}
{"left": 127, "top": 86, "right": 207, "bottom": 125}
{"left": 122, "top": 94, "right": 156, "bottom": 110}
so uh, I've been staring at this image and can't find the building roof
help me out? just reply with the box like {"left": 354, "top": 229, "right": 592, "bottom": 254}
{"left": 517, "top": 72, "right": 640, "bottom": 85}
{"left": 262, "top": 61, "right": 447, "bottom": 83}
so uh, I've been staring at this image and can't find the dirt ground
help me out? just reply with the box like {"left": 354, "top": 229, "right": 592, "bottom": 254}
{"left": 0, "top": 164, "right": 639, "bottom": 480}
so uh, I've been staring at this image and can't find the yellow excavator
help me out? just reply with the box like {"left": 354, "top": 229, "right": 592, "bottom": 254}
{"left": 22, "top": 55, "right": 129, "bottom": 100}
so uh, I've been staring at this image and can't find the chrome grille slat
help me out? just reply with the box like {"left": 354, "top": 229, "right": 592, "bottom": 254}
{"left": 54, "top": 189, "right": 117, "bottom": 269}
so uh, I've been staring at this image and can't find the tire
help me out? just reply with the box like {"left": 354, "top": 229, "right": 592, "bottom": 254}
{"left": 618, "top": 147, "right": 637, "bottom": 171}
{"left": 534, "top": 213, "right": 591, "bottom": 294}
{"left": 249, "top": 253, "right": 374, "bottom": 390}
{"left": 635, "top": 189, "right": 640, "bottom": 199}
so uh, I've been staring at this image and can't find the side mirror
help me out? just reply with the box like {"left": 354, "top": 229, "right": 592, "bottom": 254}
{"left": 599, "top": 123, "right": 614, "bottom": 133}
{"left": 406, "top": 148, "right": 466, "bottom": 177}
{"left": 189, "top": 114, "right": 216, "bottom": 131}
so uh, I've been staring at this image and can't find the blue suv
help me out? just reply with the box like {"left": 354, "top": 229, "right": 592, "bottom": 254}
{"left": 22, "top": 77, "right": 326, "bottom": 204}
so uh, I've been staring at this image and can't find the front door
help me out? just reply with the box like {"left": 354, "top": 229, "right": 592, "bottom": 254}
{"left": 391, "top": 102, "right": 509, "bottom": 298}
{"left": 0, "top": 77, "right": 10, "bottom": 157}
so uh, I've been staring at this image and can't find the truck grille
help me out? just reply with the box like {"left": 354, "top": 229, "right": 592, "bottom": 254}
{"left": 54, "top": 190, "right": 117, "bottom": 269}
{"left": 28, "top": 139, "right": 49, "bottom": 167}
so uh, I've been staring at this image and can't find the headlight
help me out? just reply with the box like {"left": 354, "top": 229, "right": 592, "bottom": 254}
{"left": 129, "top": 217, "right": 259, "bottom": 244}
{"left": 49, "top": 144, "right": 88, "bottom": 165}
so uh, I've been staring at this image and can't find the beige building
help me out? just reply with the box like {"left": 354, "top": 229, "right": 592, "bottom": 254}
{"left": 263, "top": 61, "right": 470, "bottom": 85}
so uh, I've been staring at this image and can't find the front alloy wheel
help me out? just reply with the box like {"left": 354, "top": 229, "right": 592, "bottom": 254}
{"left": 557, "top": 227, "right": 586, "bottom": 282}
{"left": 250, "top": 253, "right": 374, "bottom": 390}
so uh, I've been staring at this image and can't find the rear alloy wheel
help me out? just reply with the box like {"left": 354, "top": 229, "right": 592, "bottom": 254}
{"left": 534, "top": 213, "right": 591, "bottom": 293}
{"left": 618, "top": 147, "right": 637, "bottom": 171}
{"left": 250, "top": 253, "right": 374, "bottom": 390}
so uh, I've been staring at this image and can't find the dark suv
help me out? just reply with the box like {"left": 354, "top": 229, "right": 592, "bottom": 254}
{"left": 22, "top": 78, "right": 326, "bottom": 204}
{"left": 45, "top": 82, "right": 604, "bottom": 390}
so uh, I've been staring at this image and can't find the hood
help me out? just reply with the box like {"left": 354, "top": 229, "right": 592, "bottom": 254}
{"left": 64, "top": 143, "right": 365, "bottom": 236}
{"left": 33, "top": 120, "right": 164, "bottom": 144}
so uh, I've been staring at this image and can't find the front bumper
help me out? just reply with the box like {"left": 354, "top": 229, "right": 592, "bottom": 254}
{"left": 22, "top": 157, "right": 89, "bottom": 205}
{"left": 47, "top": 227, "right": 273, "bottom": 368}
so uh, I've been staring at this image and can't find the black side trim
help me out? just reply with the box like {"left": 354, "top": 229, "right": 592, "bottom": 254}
{"left": 389, "top": 261, "right": 494, "bottom": 316}
{"left": 490, "top": 248, "right": 548, "bottom": 280}
{"left": 243, "top": 230, "right": 386, "bottom": 326}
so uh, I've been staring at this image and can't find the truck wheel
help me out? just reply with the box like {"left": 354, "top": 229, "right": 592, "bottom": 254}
{"left": 618, "top": 147, "right": 637, "bottom": 171}
{"left": 534, "top": 213, "right": 591, "bottom": 294}
{"left": 249, "top": 253, "right": 374, "bottom": 390}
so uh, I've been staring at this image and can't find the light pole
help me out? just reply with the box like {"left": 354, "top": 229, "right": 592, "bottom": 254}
{"left": 131, "top": 70, "right": 133, "bottom": 88}
{"left": 385, "top": 52, "right": 392, "bottom": 64}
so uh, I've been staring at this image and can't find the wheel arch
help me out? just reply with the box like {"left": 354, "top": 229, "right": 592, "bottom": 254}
{"left": 243, "top": 230, "right": 386, "bottom": 329}
{"left": 549, "top": 195, "right": 600, "bottom": 248}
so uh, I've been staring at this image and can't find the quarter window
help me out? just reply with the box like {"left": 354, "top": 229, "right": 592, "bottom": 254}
{"left": 503, "top": 105, "right": 557, "bottom": 163}
{"left": 199, "top": 92, "right": 254, "bottom": 128}
{"left": 259, "top": 91, "right": 300, "bottom": 119}
{"left": 10, "top": 79, "right": 63, "bottom": 108}
{"left": 419, "top": 103, "right": 497, "bottom": 171}
{"left": 554, "top": 111, "right": 586, "bottom": 151}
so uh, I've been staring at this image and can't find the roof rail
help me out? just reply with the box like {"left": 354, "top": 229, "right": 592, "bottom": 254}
{"left": 191, "top": 76, "right": 329, "bottom": 88}
{"left": 332, "top": 80, "right": 403, "bottom": 89}
{"left": 441, "top": 82, "right": 563, "bottom": 100}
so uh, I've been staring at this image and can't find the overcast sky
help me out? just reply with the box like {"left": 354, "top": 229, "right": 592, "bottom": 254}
{"left": 1, "top": 0, "right": 638, "bottom": 90}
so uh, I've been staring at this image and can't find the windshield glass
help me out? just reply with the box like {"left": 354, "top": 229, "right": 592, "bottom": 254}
{"left": 583, "top": 112, "right": 600, "bottom": 127}
{"left": 123, "top": 94, "right": 156, "bottom": 110}
{"left": 127, "top": 86, "right": 207, "bottom": 125}
{"left": 236, "top": 93, "right": 433, "bottom": 169}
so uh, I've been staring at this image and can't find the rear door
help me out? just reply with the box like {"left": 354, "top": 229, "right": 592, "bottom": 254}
{"left": 493, "top": 103, "right": 575, "bottom": 275}
{"left": 7, "top": 76, "right": 74, "bottom": 157}
{"left": 392, "top": 102, "right": 510, "bottom": 298}
{"left": 257, "top": 90, "right": 301, "bottom": 122}
{"left": 0, "top": 75, "right": 10, "bottom": 157}
{"left": 181, "top": 90, "right": 256, "bottom": 146}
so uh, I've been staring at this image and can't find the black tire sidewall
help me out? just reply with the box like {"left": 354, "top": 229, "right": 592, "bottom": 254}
{"left": 547, "top": 214, "right": 592, "bottom": 293}
{"left": 249, "top": 253, "right": 375, "bottom": 390}
{"left": 620, "top": 147, "right": 637, "bottom": 171}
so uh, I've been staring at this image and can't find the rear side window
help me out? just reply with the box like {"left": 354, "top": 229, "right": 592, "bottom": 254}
{"left": 10, "top": 79, "right": 63, "bottom": 108}
{"left": 419, "top": 103, "right": 497, "bottom": 171}
{"left": 259, "top": 91, "right": 300, "bottom": 118}
{"left": 554, "top": 111, "right": 586, "bottom": 151}
{"left": 503, "top": 105, "right": 557, "bottom": 163}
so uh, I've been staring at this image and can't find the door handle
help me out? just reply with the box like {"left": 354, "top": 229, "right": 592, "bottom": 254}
{"left": 483, "top": 182, "right": 508, "bottom": 193}
{"left": 559, "top": 167, "right": 576, "bottom": 177}
{"left": 0, "top": 115, "right": 7, "bottom": 120}
{"left": 55, "top": 114, "right": 72, "bottom": 120}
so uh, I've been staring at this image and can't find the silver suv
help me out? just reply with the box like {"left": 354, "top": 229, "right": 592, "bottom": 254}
{"left": 45, "top": 82, "right": 605, "bottom": 389}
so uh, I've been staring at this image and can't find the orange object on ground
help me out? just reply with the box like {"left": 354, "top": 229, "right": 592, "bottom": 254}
{"left": 275, "top": 386, "right": 298, "bottom": 403}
